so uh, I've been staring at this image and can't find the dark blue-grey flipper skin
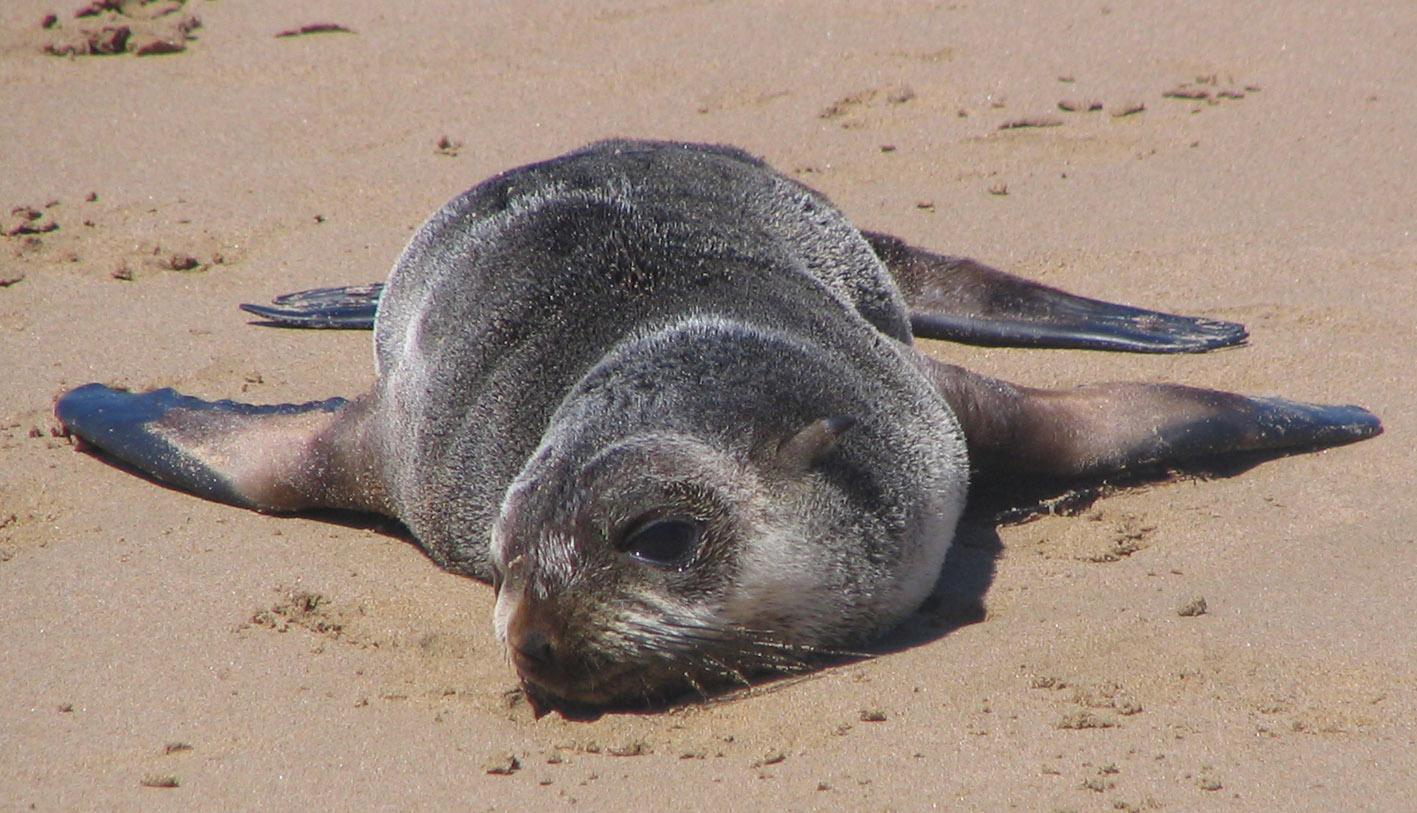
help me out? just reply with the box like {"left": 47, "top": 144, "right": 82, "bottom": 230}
{"left": 910, "top": 352, "right": 1383, "bottom": 478}
{"left": 237, "top": 232, "right": 1248, "bottom": 352}
{"left": 55, "top": 383, "right": 383, "bottom": 513}
{"left": 864, "top": 231, "right": 1248, "bottom": 353}
{"left": 240, "top": 284, "right": 384, "bottom": 329}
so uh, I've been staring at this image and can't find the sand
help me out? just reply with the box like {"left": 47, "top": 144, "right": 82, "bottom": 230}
{"left": 2, "top": 0, "right": 1413, "bottom": 809}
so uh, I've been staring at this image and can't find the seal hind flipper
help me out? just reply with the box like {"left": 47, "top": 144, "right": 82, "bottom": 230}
{"left": 910, "top": 353, "right": 1382, "bottom": 477}
{"left": 56, "top": 383, "right": 386, "bottom": 513}
{"left": 864, "top": 231, "right": 1248, "bottom": 353}
{"left": 240, "top": 283, "right": 384, "bottom": 329}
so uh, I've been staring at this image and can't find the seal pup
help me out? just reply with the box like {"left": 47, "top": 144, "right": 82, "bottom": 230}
{"left": 56, "top": 139, "right": 1381, "bottom": 706}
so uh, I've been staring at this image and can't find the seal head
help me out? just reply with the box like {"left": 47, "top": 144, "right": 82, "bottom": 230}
{"left": 491, "top": 316, "right": 966, "bottom": 703}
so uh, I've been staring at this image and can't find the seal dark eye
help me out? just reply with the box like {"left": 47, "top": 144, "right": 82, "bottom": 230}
{"left": 619, "top": 517, "right": 700, "bottom": 567}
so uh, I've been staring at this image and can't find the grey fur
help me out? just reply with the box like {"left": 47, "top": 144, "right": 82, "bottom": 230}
{"left": 367, "top": 140, "right": 965, "bottom": 572}
{"left": 355, "top": 140, "right": 969, "bottom": 700}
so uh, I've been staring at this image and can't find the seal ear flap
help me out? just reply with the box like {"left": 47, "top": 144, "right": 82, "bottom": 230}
{"left": 775, "top": 415, "right": 857, "bottom": 473}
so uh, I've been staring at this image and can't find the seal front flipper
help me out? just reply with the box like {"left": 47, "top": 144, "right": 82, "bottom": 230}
{"left": 55, "top": 383, "right": 388, "bottom": 513}
{"left": 240, "top": 283, "right": 384, "bottom": 329}
{"left": 910, "top": 353, "right": 1382, "bottom": 477}
{"left": 864, "top": 231, "right": 1247, "bottom": 353}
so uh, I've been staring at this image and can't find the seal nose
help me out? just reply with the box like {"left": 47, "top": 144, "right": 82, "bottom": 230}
{"left": 505, "top": 601, "right": 563, "bottom": 675}
{"left": 512, "top": 626, "right": 556, "bottom": 668}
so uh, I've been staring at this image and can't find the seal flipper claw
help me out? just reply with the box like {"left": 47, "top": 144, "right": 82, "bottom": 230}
{"left": 56, "top": 383, "right": 383, "bottom": 513}
{"left": 864, "top": 231, "right": 1248, "bottom": 353}
{"left": 240, "top": 283, "right": 384, "bottom": 329}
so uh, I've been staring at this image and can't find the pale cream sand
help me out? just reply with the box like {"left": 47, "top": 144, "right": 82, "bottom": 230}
{"left": 2, "top": 1, "right": 1411, "bottom": 808}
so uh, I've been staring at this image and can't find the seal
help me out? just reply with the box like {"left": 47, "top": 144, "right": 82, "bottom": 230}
{"left": 56, "top": 139, "right": 1381, "bottom": 705}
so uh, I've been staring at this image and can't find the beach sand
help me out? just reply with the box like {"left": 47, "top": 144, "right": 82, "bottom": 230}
{"left": 2, "top": 1, "right": 1412, "bottom": 808}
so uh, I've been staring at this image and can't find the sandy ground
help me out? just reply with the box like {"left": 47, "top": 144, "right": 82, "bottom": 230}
{"left": 2, "top": 0, "right": 1413, "bottom": 809}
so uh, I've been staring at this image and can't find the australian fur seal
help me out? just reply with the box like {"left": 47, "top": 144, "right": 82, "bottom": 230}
{"left": 55, "top": 139, "right": 1381, "bottom": 706}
